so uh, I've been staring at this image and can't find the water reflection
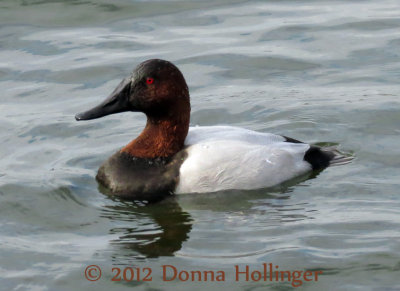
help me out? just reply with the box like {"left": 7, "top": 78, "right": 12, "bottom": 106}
{"left": 101, "top": 197, "right": 192, "bottom": 259}
{"left": 173, "top": 179, "right": 317, "bottom": 259}
{"left": 98, "top": 172, "right": 321, "bottom": 261}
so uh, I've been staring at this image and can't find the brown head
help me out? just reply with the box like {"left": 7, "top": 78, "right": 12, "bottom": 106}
{"left": 75, "top": 59, "right": 191, "bottom": 158}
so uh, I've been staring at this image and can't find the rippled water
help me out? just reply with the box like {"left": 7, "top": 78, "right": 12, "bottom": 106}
{"left": 1, "top": 0, "right": 400, "bottom": 290}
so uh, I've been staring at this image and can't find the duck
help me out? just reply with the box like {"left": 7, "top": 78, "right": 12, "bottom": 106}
{"left": 76, "top": 59, "right": 349, "bottom": 202}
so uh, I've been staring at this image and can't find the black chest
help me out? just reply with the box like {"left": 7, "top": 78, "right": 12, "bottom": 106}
{"left": 96, "top": 151, "right": 187, "bottom": 202}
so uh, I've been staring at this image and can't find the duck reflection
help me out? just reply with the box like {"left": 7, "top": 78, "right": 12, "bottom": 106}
{"left": 99, "top": 170, "right": 324, "bottom": 260}
{"left": 101, "top": 196, "right": 192, "bottom": 258}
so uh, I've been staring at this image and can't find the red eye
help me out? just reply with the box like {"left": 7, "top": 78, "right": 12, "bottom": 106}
{"left": 146, "top": 77, "right": 154, "bottom": 85}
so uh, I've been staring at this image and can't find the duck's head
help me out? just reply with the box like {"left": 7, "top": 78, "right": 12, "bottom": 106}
{"left": 75, "top": 59, "right": 190, "bottom": 121}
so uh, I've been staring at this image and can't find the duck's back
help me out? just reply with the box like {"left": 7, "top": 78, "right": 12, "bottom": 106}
{"left": 175, "top": 126, "right": 312, "bottom": 193}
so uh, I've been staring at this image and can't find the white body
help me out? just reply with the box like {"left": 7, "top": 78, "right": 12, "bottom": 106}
{"left": 175, "top": 126, "right": 312, "bottom": 194}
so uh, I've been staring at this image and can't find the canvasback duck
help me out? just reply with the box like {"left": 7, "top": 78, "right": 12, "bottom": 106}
{"left": 76, "top": 59, "right": 349, "bottom": 201}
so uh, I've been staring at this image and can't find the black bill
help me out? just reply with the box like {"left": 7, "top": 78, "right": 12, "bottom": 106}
{"left": 75, "top": 77, "right": 132, "bottom": 121}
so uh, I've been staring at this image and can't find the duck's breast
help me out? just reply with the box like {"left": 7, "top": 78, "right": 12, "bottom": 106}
{"left": 175, "top": 126, "right": 311, "bottom": 193}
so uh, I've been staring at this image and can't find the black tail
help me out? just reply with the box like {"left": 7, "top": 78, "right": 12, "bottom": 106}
{"left": 305, "top": 146, "right": 354, "bottom": 170}
{"left": 283, "top": 136, "right": 353, "bottom": 170}
{"left": 303, "top": 146, "right": 333, "bottom": 170}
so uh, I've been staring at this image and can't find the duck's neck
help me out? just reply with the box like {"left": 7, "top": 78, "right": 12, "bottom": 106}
{"left": 121, "top": 109, "right": 190, "bottom": 159}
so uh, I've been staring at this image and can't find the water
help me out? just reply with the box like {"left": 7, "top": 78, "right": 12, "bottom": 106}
{"left": 1, "top": 0, "right": 400, "bottom": 290}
